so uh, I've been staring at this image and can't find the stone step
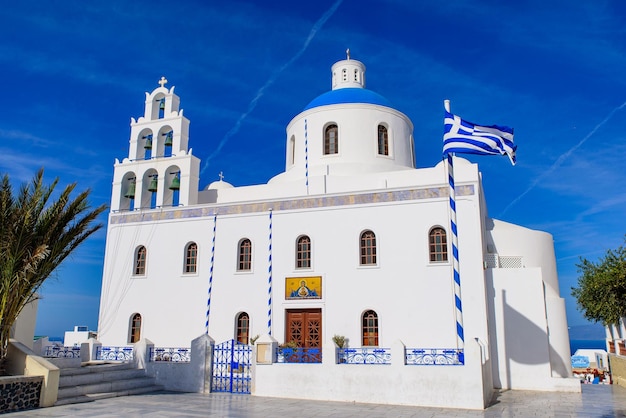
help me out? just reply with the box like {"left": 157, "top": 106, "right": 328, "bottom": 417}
{"left": 54, "top": 385, "right": 164, "bottom": 406}
{"left": 57, "top": 376, "right": 158, "bottom": 399}
{"left": 59, "top": 367, "right": 146, "bottom": 387}
{"left": 59, "top": 362, "right": 133, "bottom": 376}
{"left": 55, "top": 362, "right": 163, "bottom": 406}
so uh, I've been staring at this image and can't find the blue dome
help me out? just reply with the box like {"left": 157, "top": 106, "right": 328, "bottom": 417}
{"left": 304, "top": 88, "right": 393, "bottom": 111}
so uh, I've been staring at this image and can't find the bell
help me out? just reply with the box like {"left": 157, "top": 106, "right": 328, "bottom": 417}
{"left": 148, "top": 176, "right": 158, "bottom": 192}
{"left": 169, "top": 174, "right": 180, "bottom": 190}
{"left": 159, "top": 98, "right": 165, "bottom": 110}
{"left": 164, "top": 131, "right": 173, "bottom": 146}
{"left": 124, "top": 181, "right": 136, "bottom": 198}
{"left": 143, "top": 134, "right": 153, "bottom": 149}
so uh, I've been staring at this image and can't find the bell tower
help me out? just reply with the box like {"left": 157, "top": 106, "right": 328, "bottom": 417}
{"left": 331, "top": 49, "right": 366, "bottom": 90}
{"left": 110, "top": 77, "right": 200, "bottom": 212}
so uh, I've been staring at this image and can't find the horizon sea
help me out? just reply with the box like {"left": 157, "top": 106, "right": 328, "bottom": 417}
{"left": 570, "top": 339, "right": 606, "bottom": 355}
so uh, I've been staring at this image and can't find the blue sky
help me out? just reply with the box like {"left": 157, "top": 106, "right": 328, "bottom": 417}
{"left": 2, "top": 1, "right": 625, "bottom": 339}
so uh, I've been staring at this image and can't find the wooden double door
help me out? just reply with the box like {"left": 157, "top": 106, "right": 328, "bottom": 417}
{"left": 285, "top": 309, "right": 321, "bottom": 348}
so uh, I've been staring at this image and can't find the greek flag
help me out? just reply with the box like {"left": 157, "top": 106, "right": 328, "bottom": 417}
{"left": 443, "top": 110, "right": 516, "bottom": 165}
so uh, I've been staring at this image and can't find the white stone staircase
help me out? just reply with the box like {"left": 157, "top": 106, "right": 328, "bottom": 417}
{"left": 55, "top": 363, "right": 163, "bottom": 405}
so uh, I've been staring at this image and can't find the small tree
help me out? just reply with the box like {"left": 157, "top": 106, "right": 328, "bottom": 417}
{"left": 0, "top": 169, "right": 107, "bottom": 372}
{"left": 571, "top": 238, "right": 626, "bottom": 326}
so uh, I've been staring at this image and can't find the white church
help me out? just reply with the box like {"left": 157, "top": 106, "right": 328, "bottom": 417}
{"left": 97, "top": 54, "right": 580, "bottom": 409}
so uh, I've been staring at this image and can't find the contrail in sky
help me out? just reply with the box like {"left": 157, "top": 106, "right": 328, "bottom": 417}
{"left": 499, "top": 100, "right": 626, "bottom": 217}
{"left": 200, "top": 0, "right": 344, "bottom": 176}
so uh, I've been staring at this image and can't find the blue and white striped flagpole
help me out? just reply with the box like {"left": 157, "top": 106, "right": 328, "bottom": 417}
{"left": 305, "top": 119, "right": 309, "bottom": 195}
{"left": 205, "top": 213, "right": 217, "bottom": 334}
{"left": 267, "top": 209, "right": 273, "bottom": 335}
{"left": 444, "top": 99, "right": 465, "bottom": 364}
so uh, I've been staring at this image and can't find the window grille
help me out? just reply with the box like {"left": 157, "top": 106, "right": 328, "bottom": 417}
{"left": 130, "top": 313, "right": 142, "bottom": 343}
{"left": 134, "top": 246, "right": 146, "bottom": 275}
{"left": 185, "top": 243, "right": 198, "bottom": 273}
{"left": 429, "top": 228, "right": 448, "bottom": 262}
{"left": 362, "top": 310, "right": 379, "bottom": 346}
{"left": 360, "top": 230, "right": 377, "bottom": 265}
{"left": 236, "top": 312, "right": 250, "bottom": 344}
{"left": 296, "top": 235, "right": 311, "bottom": 268}
{"left": 238, "top": 239, "right": 252, "bottom": 271}
{"left": 324, "top": 125, "right": 339, "bottom": 155}
{"left": 378, "top": 125, "right": 389, "bottom": 156}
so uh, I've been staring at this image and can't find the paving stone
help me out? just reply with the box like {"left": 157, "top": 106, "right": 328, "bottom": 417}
{"left": 6, "top": 385, "right": 626, "bottom": 417}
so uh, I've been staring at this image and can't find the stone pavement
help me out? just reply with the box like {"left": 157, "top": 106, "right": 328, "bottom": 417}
{"left": 7, "top": 385, "right": 626, "bottom": 417}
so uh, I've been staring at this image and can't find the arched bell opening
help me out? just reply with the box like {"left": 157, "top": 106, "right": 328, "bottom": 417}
{"left": 162, "top": 165, "right": 181, "bottom": 207}
{"left": 157, "top": 125, "right": 174, "bottom": 158}
{"left": 120, "top": 172, "right": 137, "bottom": 211}
{"left": 152, "top": 93, "right": 166, "bottom": 120}
{"left": 141, "top": 169, "right": 159, "bottom": 209}
{"left": 138, "top": 128, "right": 154, "bottom": 161}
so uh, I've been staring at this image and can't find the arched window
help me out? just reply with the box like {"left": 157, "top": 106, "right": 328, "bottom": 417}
{"left": 324, "top": 124, "right": 339, "bottom": 155}
{"left": 289, "top": 135, "right": 296, "bottom": 166}
{"left": 236, "top": 312, "right": 250, "bottom": 344}
{"left": 134, "top": 246, "right": 146, "bottom": 275}
{"left": 362, "top": 310, "right": 379, "bottom": 346}
{"left": 296, "top": 235, "right": 311, "bottom": 269}
{"left": 184, "top": 242, "right": 198, "bottom": 273}
{"left": 378, "top": 125, "right": 389, "bottom": 156}
{"left": 129, "top": 313, "right": 142, "bottom": 343}
{"left": 238, "top": 239, "right": 252, "bottom": 271}
{"left": 360, "top": 230, "right": 377, "bottom": 265}
{"left": 429, "top": 227, "right": 448, "bottom": 262}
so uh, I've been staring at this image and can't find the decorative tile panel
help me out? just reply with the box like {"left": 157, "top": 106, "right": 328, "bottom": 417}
{"left": 112, "top": 185, "right": 474, "bottom": 224}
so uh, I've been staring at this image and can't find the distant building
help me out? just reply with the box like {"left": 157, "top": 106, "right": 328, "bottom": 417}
{"left": 572, "top": 349, "right": 608, "bottom": 370}
{"left": 605, "top": 321, "right": 626, "bottom": 386}
{"left": 606, "top": 322, "right": 626, "bottom": 356}
{"left": 63, "top": 326, "right": 97, "bottom": 347}
{"left": 97, "top": 55, "right": 579, "bottom": 408}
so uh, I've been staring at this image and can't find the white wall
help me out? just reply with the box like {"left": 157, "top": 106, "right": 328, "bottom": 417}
{"left": 63, "top": 330, "right": 94, "bottom": 347}
{"left": 99, "top": 171, "right": 487, "bottom": 351}
{"left": 254, "top": 338, "right": 491, "bottom": 410}
{"left": 97, "top": 155, "right": 577, "bottom": 403}
{"left": 275, "top": 103, "right": 415, "bottom": 183}
{"left": 486, "top": 219, "right": 560, "bottom": 297}
{"left": 486, "top": 268, "right": 578, "bottom": 392}
{"left": 11, "top": 296, "right": 39, "bottom": 350}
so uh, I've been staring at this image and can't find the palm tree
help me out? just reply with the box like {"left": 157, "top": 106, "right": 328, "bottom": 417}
{"left": 0, "top": 169, "right": 107, "bottom": 372}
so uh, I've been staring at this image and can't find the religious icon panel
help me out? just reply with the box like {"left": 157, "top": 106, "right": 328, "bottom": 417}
{"left": 285, "top": 276, "right": 322, "bottom": 299}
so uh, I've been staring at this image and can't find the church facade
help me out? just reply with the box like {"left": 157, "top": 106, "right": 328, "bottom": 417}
{"left": 97, "top": 55, "right": 579, "bottom": 409}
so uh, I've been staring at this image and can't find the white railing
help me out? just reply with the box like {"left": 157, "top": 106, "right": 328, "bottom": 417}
{"left": 485, "top": 254, "right": 523, "bottom": 269}
{"left": 150, "top": 347, "right": 191, "bottom": 362}
{"left": 96, "top": 346, "right": 134, "bottom": 361}
{"left": 43, "top": 346, "right": 81, "bottom": 358}
{"left": 336, "top": 347, "right": 391, "bottom": 364}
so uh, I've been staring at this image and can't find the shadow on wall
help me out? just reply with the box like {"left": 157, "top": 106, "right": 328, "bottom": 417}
{"left": 496, "top": 290, "right": 569, "bottom": 388}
